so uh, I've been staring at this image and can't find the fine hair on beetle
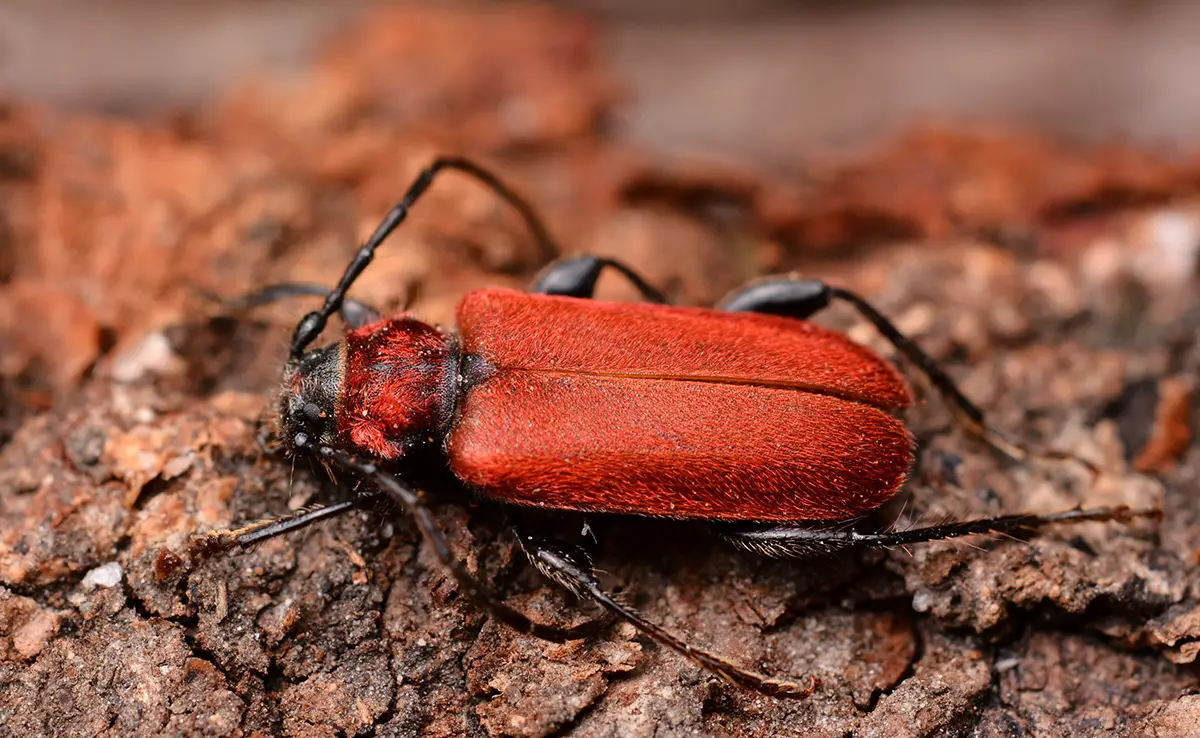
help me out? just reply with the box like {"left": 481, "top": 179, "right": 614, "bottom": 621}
{"left": 188, "top": 157, "right": 1159, "bottom": 699}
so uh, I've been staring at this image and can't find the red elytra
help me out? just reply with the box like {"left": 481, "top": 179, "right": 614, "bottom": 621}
{"left": 331, "top": 287, "right": 915, "bottom": 522}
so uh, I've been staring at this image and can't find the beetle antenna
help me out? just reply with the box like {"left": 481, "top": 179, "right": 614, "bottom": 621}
{"left": 290, "top": 157, "right": 560, "bottom": 358}
{"left": 312, "top": 444, "right": 603, "bottom": 644}
{"left": 188, "top": 500, "right": 363, "bottom": 561}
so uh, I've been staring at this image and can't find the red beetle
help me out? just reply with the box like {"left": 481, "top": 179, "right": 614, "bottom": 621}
{"left": 194, "top": 158, "right": 1153, "bottom": 698}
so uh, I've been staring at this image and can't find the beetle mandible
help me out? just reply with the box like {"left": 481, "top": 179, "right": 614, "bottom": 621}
{"left": 192, "top": 157, "right": 1155, "bottom": 698}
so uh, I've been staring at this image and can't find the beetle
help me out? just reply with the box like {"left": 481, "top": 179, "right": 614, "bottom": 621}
{"left": 191, "top": 157, "right": 1154, "bottom": 698}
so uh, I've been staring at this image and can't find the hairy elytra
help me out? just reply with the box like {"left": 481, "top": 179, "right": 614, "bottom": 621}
{"left": 318, "top": 287, "right": 915, "bottom": 521}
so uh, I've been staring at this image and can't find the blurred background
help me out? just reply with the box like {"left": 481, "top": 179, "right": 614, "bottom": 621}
{"left": 3, "top": 0, "right": 1200, "bottom": 164}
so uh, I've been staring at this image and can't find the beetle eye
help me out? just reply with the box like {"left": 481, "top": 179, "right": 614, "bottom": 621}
{"left": 303, "top": 402, "right": 326, "bottom": 422}
{"left": 288, "top": 401, "right": 329, "bottom": 446}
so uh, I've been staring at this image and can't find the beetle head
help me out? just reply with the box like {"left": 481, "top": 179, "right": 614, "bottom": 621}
{"left": 277, "top": 342, "right": 346, "bottom": 454}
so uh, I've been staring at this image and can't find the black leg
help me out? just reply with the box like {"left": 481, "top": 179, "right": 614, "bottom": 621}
{"left": 211, "top": 283, "right": 382, "bottom": 330}
{"left": 718, "top": 279, "right": 833, "bottom": 320}
{"left": 513, "top": 527, "right": 816, "bottom": 698}
{"left": 724, "top": 505, "right": 1159, "bottom": 559}
{"left": 313, "top": 446, "right": 604, "bottom": 643}
{"left": 291, "top": 157, "right": 560, "bottom": 358}
{"left": 189, "top": 498, "right": 369, "bottom": 560}
{"left": 531, "top": 255, "right": 667, "bottom": 303}
{"left": 719, "top": 278, "right": 1089, "bottom": 468}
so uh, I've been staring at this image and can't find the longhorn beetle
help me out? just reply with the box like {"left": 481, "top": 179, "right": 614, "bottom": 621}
{"left": 191, "top": 157, "right": 1156, "bottom": 698}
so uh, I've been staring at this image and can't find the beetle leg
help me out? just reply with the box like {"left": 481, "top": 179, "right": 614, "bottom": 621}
{"left": 723, "top": 505, "right": 1160, "bottom": 559}
{"left": 719, "top": 520, "right": 864, "bottom": 559}
{"left": 203, "top": 283, "right": 382, "bottom": 329}
{"left": 315, "top": 446, "right": 604, "bottom": 643}
{"left": 719, "top": 278, "right": 1093, "bottom": 471}
{"left": 717, "top": 278, "right": 833, "bottom": 319}
{"left": 513, "top": 528, "right": 818, "bottom": 698}
{"left": 188, "top": 497, "right": 372, "bottom": 560}
{"left": 511, "top": 527, "right": 603, "bottom": 601}
{"left": 291, "top": 157, "right": 559, "bottom": 358}
{"left": 531, "top": 255, "right": 667, "bottom": 303}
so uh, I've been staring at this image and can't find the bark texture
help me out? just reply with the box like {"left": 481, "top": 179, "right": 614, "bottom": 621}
{"left": 2, "top": 5, "right": 1199, "bottom": 737}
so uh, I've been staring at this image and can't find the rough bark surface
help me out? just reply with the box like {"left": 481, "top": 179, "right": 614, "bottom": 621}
{"left": 2, "top": 5, "right": 1200, "bottom": 737}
